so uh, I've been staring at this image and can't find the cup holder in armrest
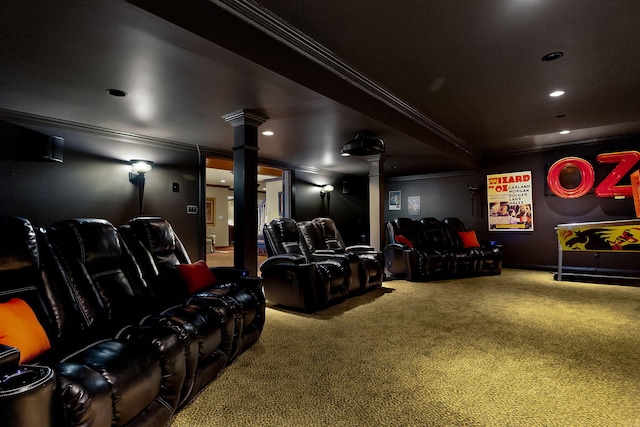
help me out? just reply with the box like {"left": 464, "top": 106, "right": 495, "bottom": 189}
{"left": 1, "top": 366, "right": 53, "bottom": 394}
{"left": 0, "top": 365, "right": 55, "bottom": 427}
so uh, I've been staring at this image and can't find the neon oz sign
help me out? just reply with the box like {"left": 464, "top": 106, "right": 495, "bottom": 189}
{"left": 546, "top": 150, "right": 640, "bottom": 199}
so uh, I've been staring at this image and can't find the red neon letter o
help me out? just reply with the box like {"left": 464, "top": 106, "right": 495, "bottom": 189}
{"left": 547, "top": 157, "right": 595, "bottom": 199}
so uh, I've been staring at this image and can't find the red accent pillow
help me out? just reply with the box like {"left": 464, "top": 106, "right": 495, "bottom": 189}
{"left": 458, "top": 230, "right": 481, "bottom": 248}
{"left": 176, "top": 260, "right": 218, "bottom": 293}
{"left": 0, "top": 298, "right": 51, "bottom": 363}
{"left": 395, "top": 234, "right": 414, "bottom": 248}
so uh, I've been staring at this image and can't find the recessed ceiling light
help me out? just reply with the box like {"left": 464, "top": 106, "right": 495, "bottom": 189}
{"left": 559, "top": 130, "right": 570, "bottom": 135}
{"left": 262, "top": 131, "right": 274, "bottom": 136}
{"left": 341, "top": 152, "right": 351, "bottom": 157}
{"left": 541, "top": 52, "right": 564, "bottom": 62}
{"left": 549, "top": 90, "right": 565, "bottom": 97}
{"left": 106, "top": 88, "right": 127, "bottom": 97}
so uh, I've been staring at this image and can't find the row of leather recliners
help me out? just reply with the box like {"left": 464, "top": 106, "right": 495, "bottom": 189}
{"left": 0, "top": 215, "right": 265, "bottom": 427}
{"left": 384, "top": 217, "right": 502, "bottom": 281}
{"left": 260, "top": 217, "right": 384, "bottom": 312}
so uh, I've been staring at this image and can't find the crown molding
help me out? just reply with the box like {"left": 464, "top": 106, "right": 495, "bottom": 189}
{"left": 210, "top": 0, "right": 477, "bottom": 159}
{"left": 0, "top": 108, "right": 195, "bottom": 152}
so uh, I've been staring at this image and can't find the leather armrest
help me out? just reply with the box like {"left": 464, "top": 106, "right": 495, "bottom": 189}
{"left": 311, "top": 251, "right": 336, "bottom": 262}
{"left": 237, "top": 275, "right": 264, "bottom": 293}
{"left": 0, "top": 344, "right": 20, "bottom": 375}
{"left": 384, "top": 243, "right": 407, "bottom": 250}
{"left": 314, "top": 249, "right": 336, "bottom": 255}
{"left": 210, "top": 266, "right": 249, "bottom": 282}
{"left": 346, "top": 244, "right": 376, "bottom": 252}
{"left": 259, "top": 254, "right": 306, "bottom": 271}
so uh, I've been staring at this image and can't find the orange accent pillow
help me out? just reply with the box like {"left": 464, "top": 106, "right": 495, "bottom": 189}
{"left": 176, "top": 260, "right": 218, "bottom": 293}
{"left": 0, "top": 298, "right": 51, "bottom": 363}
{"left": 395, "top": 234, "right": 414, "bottom": 248}
{"left": 458, "top": 230, "right": 481, "bottom": 248}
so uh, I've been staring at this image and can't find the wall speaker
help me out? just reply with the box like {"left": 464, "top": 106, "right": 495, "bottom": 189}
{"left": 41, "top": 136, "right": 64, "bottom": 163}
{"left": 0, "top": 119, "right": 64, "bottom": 163}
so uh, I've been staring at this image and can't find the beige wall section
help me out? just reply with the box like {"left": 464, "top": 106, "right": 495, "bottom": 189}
{"left": 206, "top": 186, "right": 230, "bottom": 247}
{"left": 265, "top": 179, "right": 283, "bottom": 227}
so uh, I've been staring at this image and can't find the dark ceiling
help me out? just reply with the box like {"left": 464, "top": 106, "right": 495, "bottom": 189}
{"left": 1, "top": 0, "right": 639, "bottom": 178}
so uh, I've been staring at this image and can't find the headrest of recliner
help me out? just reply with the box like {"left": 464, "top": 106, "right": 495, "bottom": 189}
{"left": 129, "top": 217, "right": 176, "bottom": 255}
{"left": 297, "top": 221, "right": 323, "bottom": 250}
{"left": 393, "top": 218, "right": 415, "bottom": 233}
{"left": 51, "top": 219, "right": 122, "bottom": 263}
{"left": 274, "top": 218, "right": 299, "bottom": 242}
{"left": 0, "top": 215, "right": 39, "bottom": 271}
{"left": 442, "top": 217, "right": 466, "bottom": 231}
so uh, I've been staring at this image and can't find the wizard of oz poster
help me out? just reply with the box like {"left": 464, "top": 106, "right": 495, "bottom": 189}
{"left": 487, "top": 171, "right": 533, "bottom": 231}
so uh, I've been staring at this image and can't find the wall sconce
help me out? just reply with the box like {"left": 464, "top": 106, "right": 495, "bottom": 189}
{"left": 129, "top": 159, "right": 153, "bottom": 214}
{"left": 467, "top": 184, "right": 481, "bottom": 216}
{"left": 320, "top": 184, "right": 334, "bottom": 216}
{"left": 321, "top": 184, "right": 334, "bottom": 195}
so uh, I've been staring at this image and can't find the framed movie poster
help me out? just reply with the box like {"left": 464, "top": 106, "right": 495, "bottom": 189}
{"left": 408, "top": 196, "right": 420, "bottom": 215}
{"left": 487, "top": 171, "right": 533, "bottom": 231}
{"left": 206, "top": 198, "right": 216, "bottom": 225}
{"left": 389, "top": 191, "right": 401, "bottom": 210}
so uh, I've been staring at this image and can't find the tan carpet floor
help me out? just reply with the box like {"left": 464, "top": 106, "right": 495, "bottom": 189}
{"left": 170, "top": 269, "right": 640, "bottom": 427}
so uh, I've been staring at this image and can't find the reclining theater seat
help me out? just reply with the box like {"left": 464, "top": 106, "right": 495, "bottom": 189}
{"left": 0, "top": 216, "right": 185, "bottom": 427}
{"left": 384, "top": 217, "right": 446, "bottom": 281}
{"left": 311, "top": 217, "right": 384, "bottom": 289}
{"left": 441, "top": 217, "right": 502, "bottom": 275}
{"left": 417, "top": 217, "right": 472, "bottom": 276}
{"left": 260, "top": 217, "right": 351, "bottom": 312}
{"left": 122, "top": 217, "right": 265, "bottom": 366}
{"left": 297, "top": 219, "right": 361, "bottom": 293}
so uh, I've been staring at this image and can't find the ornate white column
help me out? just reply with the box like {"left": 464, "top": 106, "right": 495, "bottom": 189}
{"left": 365, "top": 154, "right": 386, "bottom": 251}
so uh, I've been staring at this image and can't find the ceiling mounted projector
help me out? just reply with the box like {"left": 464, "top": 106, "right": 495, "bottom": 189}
{"left": 341, "top": 132, "right": 385, "bottom": 156}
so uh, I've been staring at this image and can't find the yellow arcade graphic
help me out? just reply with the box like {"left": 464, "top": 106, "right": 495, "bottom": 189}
{"left": 557, "top": 220, "right": 640, "bottom": 252}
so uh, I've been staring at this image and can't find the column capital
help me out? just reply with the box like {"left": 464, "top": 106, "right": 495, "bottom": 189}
{"left": 365, "top": 153, "right": 387, "bottom": 177}
{"left": 222, "top": 109, "right": 269, "bottom": 128}
{"left": 363, "top": 153, "right": 388, "bottom": 163}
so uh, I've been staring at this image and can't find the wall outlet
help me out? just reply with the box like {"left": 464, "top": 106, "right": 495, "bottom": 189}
{"left": 186, "top": 205, "right": 198, "bottom": 214}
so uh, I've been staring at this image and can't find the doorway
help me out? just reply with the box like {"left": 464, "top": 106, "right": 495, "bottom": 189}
{"left": 204, "top": 157, "right": 284, "bottom": 270}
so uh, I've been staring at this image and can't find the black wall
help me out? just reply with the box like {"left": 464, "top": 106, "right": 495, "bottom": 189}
{"left": 0, "top": 122, "right": 372, "bottom": 260}
{"left": 7, "top": 119, "right": 639, "bottom": 275}
{"left": 293, "top": 170, "right": 369, "bottom": 245}
{"left": 385, "top": 136, "right": 640, "bottom": 275}
{"left": 0, "top": 124, "right": 201, "bottom": 258}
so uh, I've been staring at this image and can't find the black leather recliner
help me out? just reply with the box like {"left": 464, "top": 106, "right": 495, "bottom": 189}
{"left": 0, "top": 216, "right": 186, "bottom": 427}
{"left": 297, "top": 219, "right": 362, "bottom": 294}
{"left": 384, "top": 217, "right": 502, "bottom": 281}
{"left": 311, "top": 217, "right": 384, "bottom": 289}
{"left": 122, "top": 217, "right": 265, "bottom": 366}
{"left": 0, "top": 215, "right": 265, "bottom": 426}
{"left": 260, "top": 217, "right": 351, "bottom": 312}
{"left": 418, "top": 217, "right": 475, "bottom": 275}
{"left": 384, "top": 217, "right": 447, "bottom": 280}
{"left": 441, "top": 217, "right": 502, "bottom": 275}
{"left": 47, "top": 218, "right": 226, "bottom": 414}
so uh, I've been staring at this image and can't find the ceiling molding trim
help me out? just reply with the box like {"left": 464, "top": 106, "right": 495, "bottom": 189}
{"left": 210, "top": 0, "right": 478, "bottom": 159}
{"left": 387, "top": 169, "right": 477, "bottom": 182}
{"left": 0, "top": 109, "right": 371, "bottom": 179}
{"left": 0, "top": 108, "right": 195, "bottom": 152}
{"left": 483, "top": 134, "right": 640, "bottom": 159}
